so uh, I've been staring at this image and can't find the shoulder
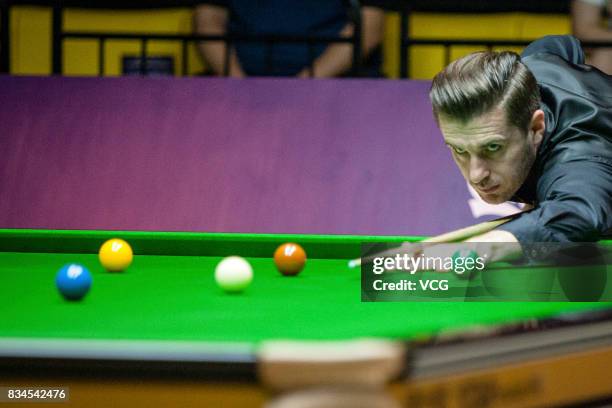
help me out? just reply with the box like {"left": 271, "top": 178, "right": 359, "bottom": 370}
{"left": 521, "top": 35, "right": 585, "bottom": 65}
{"left": 521, "top": 48, "right": 612, "bottom": 108}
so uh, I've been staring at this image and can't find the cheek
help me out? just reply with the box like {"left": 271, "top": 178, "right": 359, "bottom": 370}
{"left": 492, "top": 148, "right": 521, "bottom": 177}
{"left": 496, "top": 163, "right": 520, "bottom": 188}
{"left": 495, "top": 154, "right": 530, "bottom": 194}
{"left": 492, "top": 161, "right": 513, "bottom": 178}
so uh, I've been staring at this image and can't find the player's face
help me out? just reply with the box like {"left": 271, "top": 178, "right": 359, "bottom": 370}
{"left": 438, "top": 109, "right": 544, "bottom": 204}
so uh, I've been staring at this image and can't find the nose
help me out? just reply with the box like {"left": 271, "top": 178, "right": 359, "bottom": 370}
{"left": 468, "top": 156, "right": 490, "bottom": 186}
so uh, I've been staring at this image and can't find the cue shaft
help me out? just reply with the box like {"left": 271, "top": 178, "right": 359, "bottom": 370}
{"left": 421, "top": 215, "right": 516, "bottom": 243}
{"left": 348, "top": 215, "right": 517, "bottom": 268}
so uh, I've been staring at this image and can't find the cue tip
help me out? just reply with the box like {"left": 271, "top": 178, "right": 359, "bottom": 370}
{"left": 348, "top": 259, "right": 361, "bottom": 268}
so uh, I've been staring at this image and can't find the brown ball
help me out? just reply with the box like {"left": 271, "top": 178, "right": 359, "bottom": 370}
{"left": 273, "top": 243, "right": 306, "bottom": 276}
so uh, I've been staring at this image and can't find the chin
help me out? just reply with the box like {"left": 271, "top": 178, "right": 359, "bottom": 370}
{"left": 479, "top": 193, "right": 508, "bottom": 205}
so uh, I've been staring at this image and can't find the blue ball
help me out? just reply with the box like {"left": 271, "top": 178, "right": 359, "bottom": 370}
{"left": 56, "top": 264, "right": 92, "bottom": 301}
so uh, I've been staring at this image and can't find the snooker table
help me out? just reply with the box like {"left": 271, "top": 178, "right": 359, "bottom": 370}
{"left": 1, "top": 228, "right": 612, "bottom": 408}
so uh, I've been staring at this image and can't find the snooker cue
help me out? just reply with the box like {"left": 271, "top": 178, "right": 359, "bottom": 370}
{"left": 347, "top": 214, "right": 518, "bottom": 269}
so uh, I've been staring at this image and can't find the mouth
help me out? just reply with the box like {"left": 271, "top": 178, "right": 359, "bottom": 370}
{"left": 478, "top": 185, "right": 499, "bottom": 194}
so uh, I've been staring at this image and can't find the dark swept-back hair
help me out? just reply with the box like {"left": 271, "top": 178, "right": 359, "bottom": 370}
{"left": 430, "top": 51, "right": 540, "bottom": 132}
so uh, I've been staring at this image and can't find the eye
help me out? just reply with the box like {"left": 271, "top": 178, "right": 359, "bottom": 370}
{"left": 450, "top": 145, "right": 467, "bottom": 155}
{"left": 486, "top": 143, "right": 502, "bottom": 153}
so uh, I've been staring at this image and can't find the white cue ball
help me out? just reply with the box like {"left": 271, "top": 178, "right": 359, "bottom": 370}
{"left": 215, "top": 256, "right": 253, "bottom": 293}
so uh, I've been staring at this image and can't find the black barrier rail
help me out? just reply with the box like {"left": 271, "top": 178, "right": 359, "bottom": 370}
{"left": 55, "top": 0, "right": 363, "bottom": 76}
{"left": 59, "top": 32, "right": 362, "bottom": 77}
{"left": 0, "top": 0, "right": 8, "bottom": 73}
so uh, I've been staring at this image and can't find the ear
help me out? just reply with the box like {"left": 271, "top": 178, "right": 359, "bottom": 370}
{"left": 529, "top": 109, "right": 545, "bottom": 147}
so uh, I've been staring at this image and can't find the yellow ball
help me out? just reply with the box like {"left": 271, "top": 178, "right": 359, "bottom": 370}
{"left": 99, "top": 238, "right": 133, "bottom": 272}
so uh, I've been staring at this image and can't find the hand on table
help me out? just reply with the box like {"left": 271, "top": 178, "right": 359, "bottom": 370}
{"left": 410, "top": 230, "right": 522, "bottom": 274}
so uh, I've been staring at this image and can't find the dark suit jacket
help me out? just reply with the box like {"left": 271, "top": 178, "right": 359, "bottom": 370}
{"left": 500, "top": 35, "right": 612, "bottom": 242}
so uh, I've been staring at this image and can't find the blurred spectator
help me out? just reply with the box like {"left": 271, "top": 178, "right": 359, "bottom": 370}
{"left": 193, "top": 1, "right": 385, "bottom": 78}
{"left": 571, "top": 0, "right": 612, "bottom": 74}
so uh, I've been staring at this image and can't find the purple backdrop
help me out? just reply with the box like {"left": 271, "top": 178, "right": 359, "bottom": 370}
{"left": 0, "top": 76, "right": 519, "bottom": 236}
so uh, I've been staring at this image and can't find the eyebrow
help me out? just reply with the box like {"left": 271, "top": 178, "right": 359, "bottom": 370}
{"left": 446, "top": 136, "right": 506, "bottom": 149}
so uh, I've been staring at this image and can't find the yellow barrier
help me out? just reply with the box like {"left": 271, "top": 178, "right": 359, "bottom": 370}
{"left": 383, "top": 12, "right": 571, "bottom": 79}
{"left": 7, "top": 7, "right": 571, "bottom": 79}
